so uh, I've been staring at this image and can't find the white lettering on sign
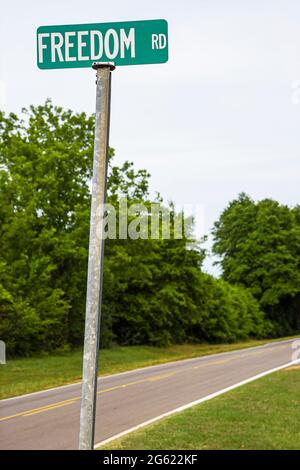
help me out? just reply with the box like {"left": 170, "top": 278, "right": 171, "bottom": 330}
{"left": 51, "top": 33, "right": 64, "bottom": 62}
{"left": 78, "top": 31, "right": 89, "bottom": 61}
{"left": 151, "top": 33, "right": 167, "bottom": 50}
{"left": 65, "top": 32, "right": 76, "bottom": 62}
{"left": 37, "top": 28, "right": 136, "bottom": 63}
{"left": 120, "top": 28, "right": 136, "bottom": 58}
{"left": 105, "top": 29, "right": 119, "bottom": 59}
{"left": 90, "top": 31, "right": 103, "bottom": 60}
{"left": 38, "top": 33, "right": 50, "bottom": 62}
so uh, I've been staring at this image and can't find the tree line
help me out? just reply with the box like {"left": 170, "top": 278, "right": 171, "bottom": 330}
{"left": 0, "top": 102, "right": 298, "bottom": 356}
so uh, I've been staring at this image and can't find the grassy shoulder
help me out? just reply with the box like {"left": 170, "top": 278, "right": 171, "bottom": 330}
{"left": 0, "top": 336, "right": 298, "bottom": 400}
{"left": 102, "top": 366, "right": 300, "bottom": 450}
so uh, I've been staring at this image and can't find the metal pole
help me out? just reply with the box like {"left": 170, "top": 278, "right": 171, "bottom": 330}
{"left": 79, "top": 63, "right": 115, "bottom": 450}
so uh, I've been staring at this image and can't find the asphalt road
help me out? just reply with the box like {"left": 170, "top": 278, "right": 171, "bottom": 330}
{"left": 0, "top": 339, "right": 297, "bottom": 449}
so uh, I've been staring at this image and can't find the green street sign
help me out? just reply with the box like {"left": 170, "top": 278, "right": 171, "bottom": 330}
{"left": 37, "top": 19, "right": 168, "bottom": 69}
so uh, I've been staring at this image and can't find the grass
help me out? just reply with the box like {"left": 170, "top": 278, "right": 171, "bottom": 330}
{"left": 0, "top": 335, "right": 298, "bottom": 400}
{"left": 102, "top": 366, "right": 300, "bottom": 450}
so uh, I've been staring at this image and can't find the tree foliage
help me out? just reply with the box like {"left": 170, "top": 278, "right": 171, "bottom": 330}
{"left": 0, "top": 103, "right": 269, "bottom": 356}
{"left": 213, "top": 193, "right": 300, "bottom": 335}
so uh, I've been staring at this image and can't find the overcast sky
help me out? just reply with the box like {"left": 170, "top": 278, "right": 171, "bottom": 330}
{"left": 1, "top": 0, "right": 300, "bottom": 274}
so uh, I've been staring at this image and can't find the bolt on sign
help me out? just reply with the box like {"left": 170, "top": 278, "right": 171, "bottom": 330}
{"left": 37, "top": 19, "right": 168, "bottom": 69}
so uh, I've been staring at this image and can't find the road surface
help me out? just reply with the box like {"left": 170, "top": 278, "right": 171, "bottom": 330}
{"left": 0, "top": 339, "right": 297, "bottom": 449}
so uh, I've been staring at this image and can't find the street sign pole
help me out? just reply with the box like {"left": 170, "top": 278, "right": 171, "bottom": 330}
{"left": 79, "top": 63, "right": 115, "bottom": 450}
{"left": 36, "top": 17, "right": 168, "bottom": 451}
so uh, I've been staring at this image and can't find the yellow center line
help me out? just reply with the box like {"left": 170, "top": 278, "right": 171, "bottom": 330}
{"left": 0, "top": 397, "right": 80, "bottom": 422}
{"left": 23, "top": 400, "right": 78, "bottom": 417}
{"left": 98, "top": 377, "right": 148, "bottom": 394}
{"left": 192, "top": 358, "right": 232, "bottom": 370}
{"left": 147, "top": 372, "right": 177, "bottom": 382}
{"left": 0, "top": 343, "right": 291, "bottom": 423}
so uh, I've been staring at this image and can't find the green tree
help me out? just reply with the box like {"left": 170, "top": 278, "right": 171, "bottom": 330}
{"left": 0, "top": 101, "right": 152, "bottom": 354}
{"left": 0, "top": 103, "right": 270, "bottom": 356}
{"left": 213, "top": 193, "right": 300, "bottom": 335}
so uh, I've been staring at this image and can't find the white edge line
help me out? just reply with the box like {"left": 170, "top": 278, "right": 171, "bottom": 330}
{"left": 1, "top": 338, "right": 298, "bottom": 403}
{"left": 94, "top": 359, "right": 300, "bottom": 449}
